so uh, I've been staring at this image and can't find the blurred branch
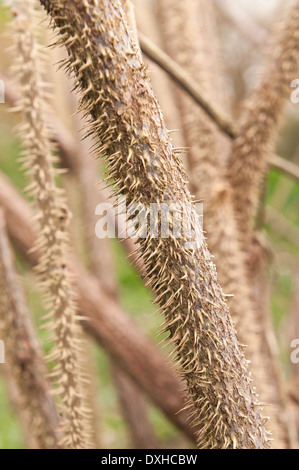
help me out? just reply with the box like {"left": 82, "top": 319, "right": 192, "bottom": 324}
{"left": 111, "top": 363, "right": 159, "bottom": 449}
{"left": 138, "top": 36, "right": 299, "bottom": 183}
{"left": 270, "top": 153, "right": 299, "bottom": 181}
{"left": 0, "top": 210, "right": 61, "bottom": 449}
{"left": 139, "top": 32, "right": 236, "bottom": 139}
{"left": 288, "top": 265, "right": 299, "bottom": 441}
{"left": 214, "top": 0, "right": 268, "bottom": 46}
{"left": 226, "top": 1, "right": 299, "bottom": 245}
{"left": 265, "top": 206, "right": 299, "bottom": 247}
{"left": 0, "top": 171, "right": 198, "bottom": 443}
{"left": 0, "top": 71, "right": 77, "bottom": 167}
{"left": 0, "top": 365, "right": 38, "bottom": 449}
{"left": 291, "top": 265, "right": 299, "bottom": 377}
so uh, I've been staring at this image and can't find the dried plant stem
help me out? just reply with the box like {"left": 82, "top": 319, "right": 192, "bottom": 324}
{"left": 157, "top": 0, "right": 230, "bottom": 192}
{"left": 11, "top": 0, "right": 90, "bottom": 448}
{"left": 39, "top": 0, "right": 270, "bottom": 448}
{"left": 227, "top": 0, "right": 299, "bottom": 245}
{"left": 225, "top": 1, "right": 299, "bottom": 446}
{"left": 0, "top": 210, "right": 61, "bottom": 449}
{"left": 0, "top": 69, "right": 145, "bottom": 271}
{"left": 158, "top": 0, "right": 291, "bottom": 449}
{"left": 0, "top": 171, "right": 198, "bottom": 443}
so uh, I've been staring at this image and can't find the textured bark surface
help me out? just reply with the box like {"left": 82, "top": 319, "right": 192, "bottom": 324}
{"left": 39, "top": 0, "right": 270, "bottom": 448}
{"left": 0, "top": 211, "right": 61, "bottom": 449}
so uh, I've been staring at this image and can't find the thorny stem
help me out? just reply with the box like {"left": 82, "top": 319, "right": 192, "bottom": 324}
{"left": 39, "top": 0, "right": 270, "bottom": 448}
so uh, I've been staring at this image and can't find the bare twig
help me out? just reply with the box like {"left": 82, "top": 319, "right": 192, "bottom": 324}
{"left": 270, "top": 154, "right": 299, "bottom": 182}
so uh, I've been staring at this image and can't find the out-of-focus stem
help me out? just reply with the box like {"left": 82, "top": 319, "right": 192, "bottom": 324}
{"left": 0, "top": 210, "right": 61, "bottom": 449}
{"left": 11, "top": 0, "right": 91, "bottom": 448}
{"left": 111, "top": 363, "right": 159, "bottom": 449}
{"left": 227, "top": 0, "right": 299, "bottom": 244}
